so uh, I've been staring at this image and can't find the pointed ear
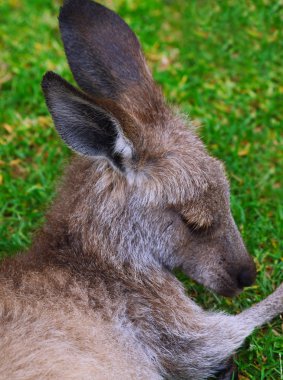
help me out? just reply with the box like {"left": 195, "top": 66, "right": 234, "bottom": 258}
{"left": 59, "top": 0, "right": 164, "bottom": 121}
{"left": 41, "top": 72, "right": 135, "bottom": 172}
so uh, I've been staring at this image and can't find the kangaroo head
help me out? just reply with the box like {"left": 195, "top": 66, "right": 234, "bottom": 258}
{"left": 42, "top": 0, "right": 256, "bottom": 297}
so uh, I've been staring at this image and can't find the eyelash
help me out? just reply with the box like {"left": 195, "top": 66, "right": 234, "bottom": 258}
{"left": 180, "top": 215, "right": 210, "bottom": 235}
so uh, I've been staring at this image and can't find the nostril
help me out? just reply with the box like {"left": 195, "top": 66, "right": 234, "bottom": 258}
{"left": 237, "top": 268, "right": 256, "bottom": 288}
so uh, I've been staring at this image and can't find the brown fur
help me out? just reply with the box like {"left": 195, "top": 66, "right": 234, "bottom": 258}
{"left": 0, "top": 267, "right": 160, "bottom": 380}
{"left": 1, "top": 1, "right": 282, "bottom": 379}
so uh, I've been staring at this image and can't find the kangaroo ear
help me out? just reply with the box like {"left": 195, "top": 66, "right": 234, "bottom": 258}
{"left": 59, "top": 0, "right": 164, "bottom": 121}
{"left": 42, "top": 72, "right": 135, "bottom": 172}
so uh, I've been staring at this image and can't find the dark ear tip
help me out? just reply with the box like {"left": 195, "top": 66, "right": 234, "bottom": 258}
{"left": 61, "top": 0, "right": 100, "bottom": 8}
{"left": 59, "top": 0, "right": 100, "bottom": 20}
{"left": 41, "top": 72, "right": 92, "bottom": 104}
{"left": 41, "top": 71, "right": 65, "bottom": 92}
{"left": 42, "top": 71, "right": 56, "bottom": 89}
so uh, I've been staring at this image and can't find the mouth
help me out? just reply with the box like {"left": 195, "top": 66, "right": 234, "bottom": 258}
{"left": 212, "top": 285, "right": 242, "bottom": 298}
{"left": 182, "top": 267, "right": 245, "bottom": 297}
{"left": 207, "top": 274, "right": 243, "bottom": 298}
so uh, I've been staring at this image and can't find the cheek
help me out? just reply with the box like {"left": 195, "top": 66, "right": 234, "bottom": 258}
{"left": 179, "top": 244, "right": 204, "bottom": 270}
{"left": 178, "top": 239, "right": 219, "bottom": 277}
{"left": 156, "top": 216, "right": 189, "bottom": 267}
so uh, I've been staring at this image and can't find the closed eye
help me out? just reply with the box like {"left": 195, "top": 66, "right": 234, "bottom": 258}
{"left": 180, "top": 215, "right": 211, "bottom": 235}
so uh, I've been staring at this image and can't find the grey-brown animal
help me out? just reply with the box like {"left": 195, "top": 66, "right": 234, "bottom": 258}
{"left": 0, "top": 1, "right": 282, "bottom": 379}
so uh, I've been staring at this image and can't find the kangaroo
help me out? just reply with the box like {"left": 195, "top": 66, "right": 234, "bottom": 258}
{"left": 0, "top": 1, "right": 282, "bottom": 379}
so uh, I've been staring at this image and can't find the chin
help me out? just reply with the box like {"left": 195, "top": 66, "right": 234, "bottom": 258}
{"left": 210, "top": 285, "right": 242, "bottom": 298}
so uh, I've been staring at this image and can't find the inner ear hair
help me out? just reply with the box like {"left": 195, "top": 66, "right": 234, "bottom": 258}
{"left": 41, "top": 71, "right": 135, "bottom": 172}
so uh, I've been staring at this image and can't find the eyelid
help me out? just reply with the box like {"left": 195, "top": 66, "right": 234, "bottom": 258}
{"left": 189, "top": 222, "right": 210, "bottom": 233}
{"left": 180, "top": 215, "right": 212, "bottom": 233}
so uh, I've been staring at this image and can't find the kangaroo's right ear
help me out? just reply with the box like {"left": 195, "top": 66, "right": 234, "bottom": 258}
{"left": 42, "top": 71, "right": 135, "bottom": 173}
{"left": 59, "top": 0, "right": 164, "bottom": 122}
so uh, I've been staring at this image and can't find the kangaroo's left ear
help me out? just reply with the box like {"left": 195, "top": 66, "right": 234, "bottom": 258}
{"left": 42, "top": 71, "right": 135, "bottom": 172}
{"left": 59, "top": 0, "right": 165, "bottom": 123}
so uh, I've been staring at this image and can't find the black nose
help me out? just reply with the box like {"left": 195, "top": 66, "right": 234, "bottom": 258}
{"left": 237, "top": 268, "right": 256, "bottom": 288}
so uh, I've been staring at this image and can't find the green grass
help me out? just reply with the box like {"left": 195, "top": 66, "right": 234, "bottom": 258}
{"left": 0, "top": 0, "right": 282, "bottom": 378}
